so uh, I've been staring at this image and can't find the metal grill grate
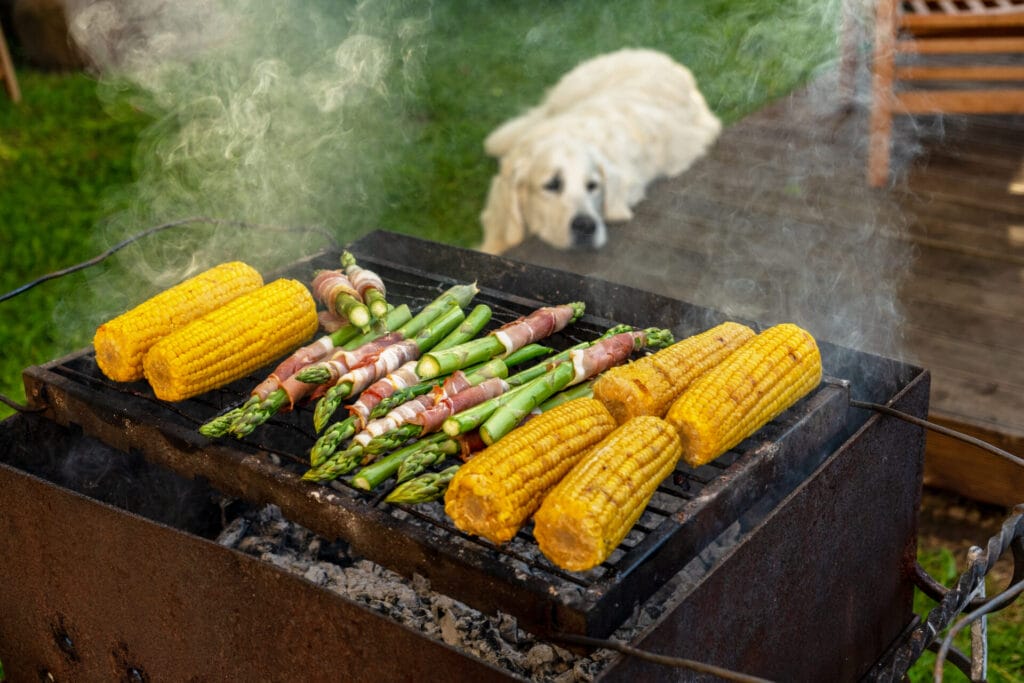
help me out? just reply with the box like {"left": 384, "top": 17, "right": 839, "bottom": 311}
{"left": 24, "top": 234, "right": 853, "bottom": 638}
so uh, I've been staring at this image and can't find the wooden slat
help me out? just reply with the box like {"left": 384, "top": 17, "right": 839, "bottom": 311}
{"left": 896, "top": 64, "right": 1024, "bottom": 79}
{"left": 896, "top": 87, "right": 1024, "bottom": 112}
{"left": 902, "top": 11, "right": 1024, "bottom": 30}
{"left": 898, "top": 36, "right": 1024, "bottom": 53}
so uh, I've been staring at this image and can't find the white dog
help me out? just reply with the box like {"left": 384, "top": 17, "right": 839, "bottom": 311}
{"left": 479, "top": 48, "right": 721, "bottom": 254}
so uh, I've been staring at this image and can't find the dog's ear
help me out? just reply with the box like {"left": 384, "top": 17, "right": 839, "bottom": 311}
{"left": 484, "top": 107, "right": 544, "bottom": 158}
{"left": 594, "top": 151, "right": 634, "bottom": 222}
{"left": 479, "top": 156, "right": 526, "bottom": 254}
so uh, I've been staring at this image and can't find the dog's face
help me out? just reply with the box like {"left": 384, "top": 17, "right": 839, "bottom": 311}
{"left": 517, "top": 140, "right": 608, "bottom": 250}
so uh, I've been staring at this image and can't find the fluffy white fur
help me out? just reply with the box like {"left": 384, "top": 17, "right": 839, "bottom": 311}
{"left": 479, "top": 48, "right": 722, "bottom": 254}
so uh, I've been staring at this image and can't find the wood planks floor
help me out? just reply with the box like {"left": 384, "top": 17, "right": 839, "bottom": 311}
{"left": 503, "top": 72, "right": 1024, "bottom": 506}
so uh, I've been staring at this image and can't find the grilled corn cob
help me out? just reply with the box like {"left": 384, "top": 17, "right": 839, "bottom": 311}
{"left": 444, "top": 397, "right": 616, "bottom": 544}
{"left": 665, "top": 323, "right": 822, "bottom": 467}
{"left": 143, "top": 278, "right": 318, "bottom": 402}
{"left": 533, "top": 415, "right": 682, "bottom": 571}
{"left": 93, "top": 261, "right": 263, "bottom": 382}
{"left": 592, "top": 321, "right": 754, "bottom": 423}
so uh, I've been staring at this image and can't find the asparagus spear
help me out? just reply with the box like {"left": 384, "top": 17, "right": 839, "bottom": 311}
{"left": 227, "top": 284, "right": 477, "bottom": 437}
{"left": 349, "top": 432, "right": 454, "bottom": 490}
{"left": 385, "top": 464, "right": 461, "bottom": 504}
{"left": 416, "top": 302, "right": 585, "bottom": 379}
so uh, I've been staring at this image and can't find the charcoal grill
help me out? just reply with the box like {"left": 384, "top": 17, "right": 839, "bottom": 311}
{"left": 0, "top": 230, "right": 931, "bottom": 681}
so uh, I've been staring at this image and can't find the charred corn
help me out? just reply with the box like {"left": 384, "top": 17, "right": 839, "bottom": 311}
{"left": 444, "top": 397, "right": 616, "bottom": 544}
{"left": 533, "top": 415, "right": 682, "bottom": 571}
{"left": 665, "top": 323, "right": 822, "bottom": 467}
{"left": 143, "top": 278, "right": 318, "bottom": 402}
{"left": 592, "top": 321, "right": 754, "bottom": 423}
{"left": 93, "top": 261, "right": 263, "bottom": 382}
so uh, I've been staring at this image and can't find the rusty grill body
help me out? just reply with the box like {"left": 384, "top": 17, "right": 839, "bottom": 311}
{"left": 0, "top": 232, "right": 929, "bottom": 681}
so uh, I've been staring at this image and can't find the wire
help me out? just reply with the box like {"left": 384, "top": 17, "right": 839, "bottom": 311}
{"left": 553, "top": 633, "right": 775, "bottom": 683}
{"left": 0, "top": 216, "right": 340, "bottom": 304}
{"left": 0, "top": 393, "right": 46, "bottom": 413}
{"left": 850, "top": 399, "right": 1024, "bottom": 470}
{"left": 934, "top": 577, "right": 1024, "bottom": 681}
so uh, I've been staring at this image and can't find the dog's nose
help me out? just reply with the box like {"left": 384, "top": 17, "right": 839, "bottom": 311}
{"left": 571, "top": 214, "right": 597, "bottom": 238}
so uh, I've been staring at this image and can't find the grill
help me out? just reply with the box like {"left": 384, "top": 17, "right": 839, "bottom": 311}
{"left": 1, "top": 230, "right": 932, "bottom": 680}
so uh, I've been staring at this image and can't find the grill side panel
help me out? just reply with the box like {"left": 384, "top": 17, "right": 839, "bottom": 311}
{"left": 0, "top": 413, "right": 518, "bottom": 683}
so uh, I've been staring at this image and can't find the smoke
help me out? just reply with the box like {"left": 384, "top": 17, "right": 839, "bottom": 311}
{"left": 66, "top": 0, "right": 430, "bottom": 302}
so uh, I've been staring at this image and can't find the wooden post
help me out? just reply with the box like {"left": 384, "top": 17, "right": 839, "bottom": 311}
{"left": 0, "top": 22, "right": 21, "bottom": 104}
{"left": 868, "top": 0, "right": 897, "bottom": 187}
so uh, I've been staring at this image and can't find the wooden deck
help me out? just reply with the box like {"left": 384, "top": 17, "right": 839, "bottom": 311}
{"left": 504, "top": 72, "right": 1024, "bottom": 507}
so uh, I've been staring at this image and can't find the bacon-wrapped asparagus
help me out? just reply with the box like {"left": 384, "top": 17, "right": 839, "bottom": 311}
{"left": 311, "top": 268, "right": 370, "bottom": 332}
{"left": 415, "top": 302, "right": 585, "bottom": 380}
{"left": 198, "top": 304, "right": 412, "bottom": 438}
{"left": 225, "top": 283, "right": 479, "bottom": 437}
{"left": 307, "top": 304, "right": 493, "bottom": 431}
{"left": 308, "top": 343, "right": 552, "bottom": 467}
{"left": 342, "top": 251, "right": 389, "bottom": 321}
{"left": 303, "top": 360, "right": 508, "bottom": 481}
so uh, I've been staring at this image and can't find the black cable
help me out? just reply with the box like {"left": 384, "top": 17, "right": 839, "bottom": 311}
{"left": 0, "top": 216, "right": 340, "bottom": 303}
{"left": 850, "top": 399, "right": 1024, "bottom": 470}
{"left": 553, "top": 633, "right": 775, "bottom": 683}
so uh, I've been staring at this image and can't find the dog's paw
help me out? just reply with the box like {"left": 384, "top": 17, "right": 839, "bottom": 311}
{"left": 604, "top": 204, "right": 634, "bottom": 222}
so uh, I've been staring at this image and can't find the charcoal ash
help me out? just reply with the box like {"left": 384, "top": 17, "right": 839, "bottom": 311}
{"left": 217, "top": 504, "right": 634, "bottom": 681}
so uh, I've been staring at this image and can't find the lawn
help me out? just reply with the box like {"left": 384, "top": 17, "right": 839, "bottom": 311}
{"left": 1, "top": 0, "right": 1021, "bottom": 678}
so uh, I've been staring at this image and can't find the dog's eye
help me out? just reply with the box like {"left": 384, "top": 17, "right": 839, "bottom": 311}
{"left": 543, "top": 176, "right": 562, "bottom": 193}
{"left": 586, "top": 180, "right": 599, "bottom": 192}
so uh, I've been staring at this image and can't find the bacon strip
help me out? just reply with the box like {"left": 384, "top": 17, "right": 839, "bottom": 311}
{"left": 354, "top": 394, "right": 435, "bottom": 446}
{"left": 492, "top": 304, "right": 578, "bottom": 355}
{"left": 318, "top": 310, "right": 348, "bottom": 332}
{"left": 275, "top": 332, "right": 403, "bottom": 409}
{"left": 347, "top": 362, "right": 422, "bottom": 427}
{"left": 346, "top": 262, "right": 386, "bottom": 298}
{"left": 251, "top": 335, "right": 338, "bottom": 400}
{"left": 569, "top": 331, "right": 644, "bottom": 384}
{"left": 335, "top": 340, "right": 420, "bottom": 399}
{"left": 311, "top": 270, "right": 360, "bottom": 316}
{"left": 412, "top": 377, "right": 509, "bottom": 433}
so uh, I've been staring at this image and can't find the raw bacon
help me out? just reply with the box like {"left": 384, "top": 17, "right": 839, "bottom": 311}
{"left": 492, "top": 304, "right": 579, "bottom": 355}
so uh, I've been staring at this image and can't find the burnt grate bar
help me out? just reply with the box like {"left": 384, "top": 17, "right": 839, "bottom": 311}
{"left": 22, "top": 231, "right": 854, "bottom": 638}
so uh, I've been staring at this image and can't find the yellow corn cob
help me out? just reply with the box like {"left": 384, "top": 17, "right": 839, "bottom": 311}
{"left": 592, "top": 321, "right": 755, "bottom": 424}
{"left": 143, "top": 278, "right": 318, "bottom": 402}
{"left": 93, "top": 261, "right": 263, "bottom": 382}
{"left": 665, "top": 323, "right": 822, "bottom": 468}
{"left": 533, "top": 415, "right": 682, "bottom": 572}
{"left": 444, "top": 397, "right": 616, "bottom": 544}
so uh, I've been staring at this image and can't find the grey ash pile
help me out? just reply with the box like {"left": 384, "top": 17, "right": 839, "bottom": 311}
{"left": 217, "top": 504, "right": 650, "bottom": 681}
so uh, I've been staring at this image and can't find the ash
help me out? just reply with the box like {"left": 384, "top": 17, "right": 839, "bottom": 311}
{"left": 217, "top": 504, "right": 662, "bottom": 681}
